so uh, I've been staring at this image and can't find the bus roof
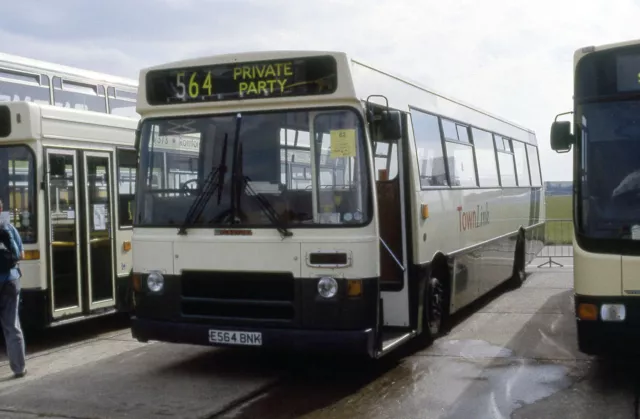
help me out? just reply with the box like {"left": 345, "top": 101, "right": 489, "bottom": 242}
{"left": 349, "top": 57, "right": 536, "bottom": 136}
{"left": 136, "top": 50, "right": 535, "bottom": 139}
{"left": 0, "top": 51, "right": 138, "bottom": 88}
{"left": 0, "top": 100, "right": 138, "bottom": 144}
{"left": 141, "top": 50, "right": 346, "bottom": 72}
{"left": 574, "top": 38, "right": 640, "bottom": 68}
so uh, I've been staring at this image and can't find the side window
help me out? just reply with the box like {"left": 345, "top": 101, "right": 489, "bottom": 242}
{"left": 496, "top": 136, "right": 517, "bottom": 186}
{"left": 0, "top": 70, "right": 51, "bottom": 104}
{"left": 512, "top": 140, "right": 530, "bottom": 186}
{"left": 373, "top": 141, "right": 398, "bottom": 181}
{"left": 471, "top": 128, "right": 499, "bottom": 187}
{"left": 53, "top": 77, "right": 107, "bottom": 113}
{"left": 410, "top": 109, "right": 448, "bottom": 187}
{"left": 117, "top": 149, "right": 137, "bottom": 228}
{"left": 442, "top": 119, "right": 477, "bottom": 187}
{"left": 108, "top": 87, "right": 138, "bottom": 119}
{"left": 526, "top": 144, "right": 542, "bottom": 186}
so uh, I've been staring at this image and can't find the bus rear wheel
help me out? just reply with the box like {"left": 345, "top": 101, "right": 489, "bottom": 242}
{"left": 426, "top": 276, "right": 445, "bottom": 337}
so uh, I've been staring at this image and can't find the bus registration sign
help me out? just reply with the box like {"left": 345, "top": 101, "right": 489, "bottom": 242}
{"left": 208, "top": 329, "right": 262, "bottom": 346}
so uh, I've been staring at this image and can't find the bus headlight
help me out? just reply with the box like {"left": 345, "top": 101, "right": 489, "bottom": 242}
{"left": 600, "top": 304, "right": 626, "bottom": 322}
{"left": 317, "top": 277, "right": 338, "bottom": 299}
{"left": 147, "top": 271, "right": 165, "bottom": 293}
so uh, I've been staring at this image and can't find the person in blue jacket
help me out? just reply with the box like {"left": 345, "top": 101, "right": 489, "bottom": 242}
{"left": 0, "top": 199, "right": 26, "bottom": 378}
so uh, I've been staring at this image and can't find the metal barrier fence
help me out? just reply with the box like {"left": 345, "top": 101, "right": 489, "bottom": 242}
{"left": 537, "top": 219, "right": 574, "bottom": 268}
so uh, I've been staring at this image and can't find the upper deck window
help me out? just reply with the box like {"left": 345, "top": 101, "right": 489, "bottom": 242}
{"left": 53, "top": 77, "right": 107, "bottom": 113}
{"left": 108, "top": 87, "right": 138, "bottom": 118}
{"left": 0, "top": 69, "right": 51, "bottom": 104}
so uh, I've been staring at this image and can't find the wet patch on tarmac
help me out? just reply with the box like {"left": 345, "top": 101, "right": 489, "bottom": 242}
{"left": 430, "top": 339, "right": 514, "bottom": 359}
{"left": 511, "top": 357, "right": 640, "bottom": 419}
{"left": 217, "top": 340, "right": 583, "bottom": 419}
{"left": 218, "top": 269, "right": 588, "bottom": 419}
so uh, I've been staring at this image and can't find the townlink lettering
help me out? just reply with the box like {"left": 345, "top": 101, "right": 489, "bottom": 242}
{"left": 233, "top": 62, "right": 294, "bottom": 96}
{"left": 458, "top": 202, "right": 490, "bottom": 231}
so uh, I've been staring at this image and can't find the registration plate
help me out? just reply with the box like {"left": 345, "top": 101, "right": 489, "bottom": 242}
{"left": 208, "top": 329, "right": 262, "bottom": 346}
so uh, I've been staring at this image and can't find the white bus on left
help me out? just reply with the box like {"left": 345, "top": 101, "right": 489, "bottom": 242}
{"left": 0, "top": 52, "right": 143, "bottom": 328}
{"left": 0, "top": 100, "right": 140, "bottom": 328}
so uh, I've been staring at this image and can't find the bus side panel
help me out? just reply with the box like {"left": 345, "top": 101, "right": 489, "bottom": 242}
{"left": 413, "top": 187, "right": 530, "bottom": 314}
{"left": 115, "top": 228, "right": 133, "bottom": 311}
{"left": 574, "top": 240, "right": 622, "bottom": 296}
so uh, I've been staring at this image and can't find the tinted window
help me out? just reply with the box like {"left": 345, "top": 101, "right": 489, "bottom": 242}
{"left": 575, "top": 44, "right": 640, "bottom": 98}
{"left": 411, "top": 109, "right": 448, "bottom": 187}
{"left": 471, "top": 128, "right": 499, "bottom": 187}
{"left": 0, "top": 70, "right": 51, "bottom": 104}
{"left": 512, "top": 140, "right": 530, "bottom": 186}
{"left": 526, "top": 144, "right": 542, "bottom": 186}
{"left": 0, "top": 106, "right": 10, "bottom": 137}
{"left": 53, "top": 77, "right": 107, "bottom": 113}
{"left": 0, "top": 146, "right": 37, "bottom": 243}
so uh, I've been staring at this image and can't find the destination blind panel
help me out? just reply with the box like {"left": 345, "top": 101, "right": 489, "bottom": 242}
{"left": 146, "top": 55, "right": 338, "bottom": 105}
{"left": 576, "top": 45, "right": 640, "bottom": 98}
{"left": 617, "top": 53, "right": 640, "bottom": 92}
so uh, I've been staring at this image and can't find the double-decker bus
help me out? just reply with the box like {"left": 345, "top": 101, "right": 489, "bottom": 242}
{"left": 0, "top": 52, "right": 142, "bottom": 328}
{"left": 0, "top": 52, "right": 138, "bottom": 119}
{"left": 130, "top": 51, "right": 545, "bottom": 357}
{"left": 550, "top": 38, "right": 640, "bottom": 355}
{"left": 0, "top": 101, "right": 140, "bottom": 328}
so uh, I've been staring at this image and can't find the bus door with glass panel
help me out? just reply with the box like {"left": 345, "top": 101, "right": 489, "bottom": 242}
{"left": 46, "top": 149, "right": 117, "bottom": 319}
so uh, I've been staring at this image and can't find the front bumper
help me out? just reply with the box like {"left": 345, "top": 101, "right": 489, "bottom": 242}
{"left": 131, "top": 317, "right": 376, "bottom": 356}
{"left": 576, "top": 294, "right": 640, "bottom": 355}
{"left": 131, "top": 272, "right": 378, "bottom": 355}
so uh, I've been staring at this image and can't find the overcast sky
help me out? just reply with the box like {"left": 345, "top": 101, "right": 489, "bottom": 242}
{"left": 2, "top": 0, "right": 640, "bottom": 181}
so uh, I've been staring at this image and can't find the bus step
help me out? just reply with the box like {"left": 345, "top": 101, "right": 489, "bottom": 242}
{"left": 378, "top": 328, "right": 416, "bottom": 357}
{"left": 49, "top": 308, "right": 119, "bottom": 328}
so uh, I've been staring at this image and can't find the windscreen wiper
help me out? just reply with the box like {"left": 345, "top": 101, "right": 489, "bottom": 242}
{"left": 235, "top": 143, "right": 293, "bottom": 239}
{"left": 243, "top": 179, "right": 293, "bottom": 238}
{"left": 177, "top": 137, "right": 228, "bottom": 235}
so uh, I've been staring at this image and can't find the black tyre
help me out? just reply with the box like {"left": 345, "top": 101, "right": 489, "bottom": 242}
{"left": 425, "top": 274, "right": 446, "bottom": 338}
{"left": 509, "top": 236, "right": 526, "bottom": 288}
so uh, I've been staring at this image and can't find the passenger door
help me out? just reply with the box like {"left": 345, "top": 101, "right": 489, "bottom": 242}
{"left": 45, "top": 149, "right": 83, "bottom": 319}
{"left": 375, "top": 111, "right": 411, "bottom": 328}
{"left": 82, "top": 151, "right": 116, "bottom": 310}
{"left": 45, "top": 149, "right": 117, "bottom": 320}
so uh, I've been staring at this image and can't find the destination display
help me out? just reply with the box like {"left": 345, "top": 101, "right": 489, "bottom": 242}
{"left": 576, "top": 47, "right": 640, "bottom": 98}
{"left": 616, "top": 53, "right": 640, "bottom": 92}
{"left": 146, "top": 56, "right": 338, "bottom": 105}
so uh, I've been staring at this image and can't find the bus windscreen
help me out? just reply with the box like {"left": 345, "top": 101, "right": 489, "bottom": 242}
{"left": 145, "top": 56, "right": 337, "bottom": 105}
